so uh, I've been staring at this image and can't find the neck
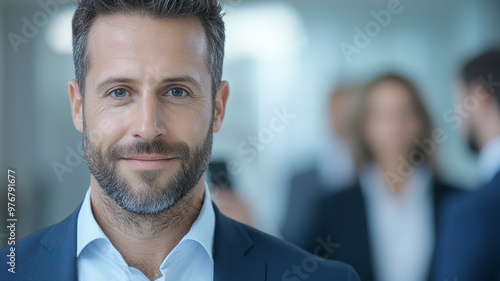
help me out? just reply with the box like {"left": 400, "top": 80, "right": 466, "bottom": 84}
{"left": 89, "top": 177, "right": 205, "bottom": 280}
{"left": 377, "top": 157, "right": 410, "bottom": 196}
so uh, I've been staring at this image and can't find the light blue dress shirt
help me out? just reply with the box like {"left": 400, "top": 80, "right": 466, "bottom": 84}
{"left": 76, "top": 185, "right": 215, "bottom": 281}
{"left": 478, "top": 136, "right": 500, "bottom": 184}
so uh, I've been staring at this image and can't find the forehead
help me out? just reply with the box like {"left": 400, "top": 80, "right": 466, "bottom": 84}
{"left": 85, "top": 14, "right": 209, "bottom": 87}
{"left": 368, "top": 80, "right": 413, "bottom": 107}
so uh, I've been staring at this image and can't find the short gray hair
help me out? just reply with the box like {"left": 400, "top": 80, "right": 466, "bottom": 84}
{"left": 72, "top": 0, "right": 225, "bottom": 96}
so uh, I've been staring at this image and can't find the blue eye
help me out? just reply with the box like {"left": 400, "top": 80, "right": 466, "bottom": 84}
{"left": 168, "top": 87, "right": 187, "bottom": 98}
{"left": 110, "top": 88, "right": 129, "bottom": 99}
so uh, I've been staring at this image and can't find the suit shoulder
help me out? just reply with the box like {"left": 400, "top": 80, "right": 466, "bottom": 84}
{"left": 0, "top": 224, "right": 56, "bottom": 280}
{"left": 449, "top": 176, "right": 500, "bottom": 212}
{"left": 442, "top": 176, "right": 500, "bottom": 237}
{"left": 238, "top": 222, "right": 360, "bottom": 280}
{"left": 1, "top": 207, "right": 77, "bottom": 254}
{"left": 1, "top": 223, "right": 55, "bottom": 257}
{"left": 0, "top": 209, "right": 78, "bottom": 280}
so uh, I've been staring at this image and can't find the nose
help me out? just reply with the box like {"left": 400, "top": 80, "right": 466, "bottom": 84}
{"left": 131, "top": 93, "right": 167, "bottom": 141}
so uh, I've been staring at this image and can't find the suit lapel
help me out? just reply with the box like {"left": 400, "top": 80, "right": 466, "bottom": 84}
{"left": 349, "top": 184, "right": 376, "bottom": 281}
{"left": 30, "top": 206, "right": 80, "bottom": 281}
{"left": 213, "top": 205, "right": 266, "bottom": 281}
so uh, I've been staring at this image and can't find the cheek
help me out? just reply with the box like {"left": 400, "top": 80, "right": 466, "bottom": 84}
{"left": 85, "top": 105, "right": 128, "bottom": 147}
{"left": 170, "top": 102, "right": 212, "bottom": 144}
{"left": 190, "top": 110, "right": 211, "bottom": 134}
{"left": 403, "top": 117, "right": 423, "bottom": 142}
{"left": 365, "top": 119, "right": 385, "bottom": 147}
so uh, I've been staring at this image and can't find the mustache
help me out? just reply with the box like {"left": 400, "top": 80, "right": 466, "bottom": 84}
{"left": 106, "top": 139, "right": 191, "bottom": 161}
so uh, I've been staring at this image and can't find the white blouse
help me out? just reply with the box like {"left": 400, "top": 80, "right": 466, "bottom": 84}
{"left": 359, "top": 164, "right": 434, "bottom": 281}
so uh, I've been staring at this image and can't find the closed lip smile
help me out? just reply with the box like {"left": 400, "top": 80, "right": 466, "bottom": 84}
{"left": 122, "top": 154, "right": 173, "bottom": 161}
{"left": 120, "top": 154, "right": 176, "bottom": 169}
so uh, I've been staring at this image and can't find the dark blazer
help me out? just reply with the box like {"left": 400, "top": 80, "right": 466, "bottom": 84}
{"left": 433, "top": 170, "right": 500, "bottom": 281}
{"left": 0, "top": 203, "right": 360, "bottom": 281}
{"left": 300, "top": 178, "right": 460, "bottom": 281}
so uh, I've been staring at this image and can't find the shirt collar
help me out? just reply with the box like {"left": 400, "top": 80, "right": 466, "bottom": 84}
{"left": 177, "top": 184, "right": 215, "bottom": 262}
{"left": 76, "top": 184, "right": 215, "bottom": 262}
{"left": 478, "top": 136, "right": 500, "bottom": 183}
{"left": 77, "top": 187, "right": 108, "bottom": 256}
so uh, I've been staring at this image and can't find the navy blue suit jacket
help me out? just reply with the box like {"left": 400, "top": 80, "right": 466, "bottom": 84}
{"left": 0, "top": 203, "right": 359, "bottom": 281}
{"left": 433, "top": 170, "right": 500, "bottom": 281}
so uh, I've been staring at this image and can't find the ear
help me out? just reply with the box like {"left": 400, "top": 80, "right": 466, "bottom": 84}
{"left": 212, "top": 80, "right": 230, "bottom": 133}
{"left": 68, "top": 80, "right": 84, "bottom": 133}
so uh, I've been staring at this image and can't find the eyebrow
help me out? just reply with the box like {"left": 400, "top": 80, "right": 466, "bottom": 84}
{"left": 95, "top": 75, "right": 203, "bottom": 92}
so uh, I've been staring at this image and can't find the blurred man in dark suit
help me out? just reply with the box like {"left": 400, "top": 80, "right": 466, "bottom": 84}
{"left": 433, "top": 49, "right": 500, "bottom": 281}
{"left": 282, "top": 85, "right": 356, "bottom": 245}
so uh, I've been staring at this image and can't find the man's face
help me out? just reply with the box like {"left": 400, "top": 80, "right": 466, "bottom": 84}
{"left": 69, "top": 15, "right": 227, "bottom": 215}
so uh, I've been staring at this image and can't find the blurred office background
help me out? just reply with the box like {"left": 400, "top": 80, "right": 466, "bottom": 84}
{"left": 1, "top": 0, "right": 500, "bottom": 247}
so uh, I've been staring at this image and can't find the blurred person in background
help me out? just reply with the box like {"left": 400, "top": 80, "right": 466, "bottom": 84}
{"left": 282, "top": 84, "right": 356, "bottom": 245}
{"left": 433, "top": 49, "right": 500, "bottom": 281}
{"left": 301, "top": 74, "right": 461, "bottom": 281}
{"left": 208, "top": 160, "right": 253, "bottom": 226}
